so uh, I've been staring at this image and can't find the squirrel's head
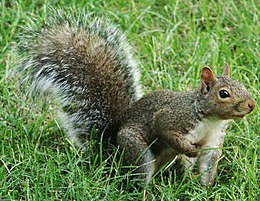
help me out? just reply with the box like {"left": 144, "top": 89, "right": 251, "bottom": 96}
{"left": 200, "top": 64, "right": 256, "bottom": 119}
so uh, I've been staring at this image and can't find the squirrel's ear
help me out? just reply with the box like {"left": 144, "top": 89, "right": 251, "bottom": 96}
{"left": 223, "top": 63, "right": 230, "bottom": 77}
{"left": 200, "top": 67, "right": 216, "bottom": 93}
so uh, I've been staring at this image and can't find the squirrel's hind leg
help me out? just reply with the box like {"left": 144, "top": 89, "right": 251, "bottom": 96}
{"left": 117, "top": 126, "right": 156, "bottom": 184}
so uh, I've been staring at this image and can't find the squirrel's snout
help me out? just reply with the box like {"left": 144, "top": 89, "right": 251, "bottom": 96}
{"left": 248, "top": 99, "right": 256, "bottom": 112}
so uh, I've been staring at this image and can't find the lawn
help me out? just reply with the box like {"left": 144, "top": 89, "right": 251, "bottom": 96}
{"left": 0, "top": 0, "right": 259, "bottom": 200}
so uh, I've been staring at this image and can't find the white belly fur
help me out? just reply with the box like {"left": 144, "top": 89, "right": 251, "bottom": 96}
{"left": 185, "top": 118, "right": 229, "bottom": 148}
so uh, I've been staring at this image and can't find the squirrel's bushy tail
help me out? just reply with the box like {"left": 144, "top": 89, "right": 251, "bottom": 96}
{"left": 18, "top": 10, "right": 143, "bottom": 146}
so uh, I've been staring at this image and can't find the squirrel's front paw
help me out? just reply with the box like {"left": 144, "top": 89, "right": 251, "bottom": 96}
{"left": 185, "top": 145, "right": 198, "bottom": 157}
{"left": 185, "top": 151, "right": 198, "bottom": 157}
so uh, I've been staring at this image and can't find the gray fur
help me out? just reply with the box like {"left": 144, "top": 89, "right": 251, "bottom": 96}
{"left": 18, "top": 10, "right": 142, "bottom": 146}
{"left": 18, "top": 10, "right": 256, "bottom": 186}
{"left": 117, "top": 71, "right": 255, "bottom": 184}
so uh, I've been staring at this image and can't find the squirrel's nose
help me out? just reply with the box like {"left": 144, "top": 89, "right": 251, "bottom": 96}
{"left": 248, "top": 99, "right": 256, "bottom": 111}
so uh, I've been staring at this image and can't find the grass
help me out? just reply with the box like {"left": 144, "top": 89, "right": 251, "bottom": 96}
{"left": 0, "top": 0, "right": 259, "bottom": 200}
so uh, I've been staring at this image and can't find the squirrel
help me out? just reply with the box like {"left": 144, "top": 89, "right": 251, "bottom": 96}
{"left": 18, "top": 11, "right": 256, "bottom": 186}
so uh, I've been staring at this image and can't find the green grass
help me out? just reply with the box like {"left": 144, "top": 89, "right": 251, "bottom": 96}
{"left": 1, "top": 0, "right": 259, "bottom": 200}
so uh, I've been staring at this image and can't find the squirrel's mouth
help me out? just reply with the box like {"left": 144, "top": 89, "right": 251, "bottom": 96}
{"left": 234, "top": 99, "right": 256, "bottom": 119}
{"left": 234, "top": 109, "right": 253, "bottom": 119}
{"left": 236, "top": 114, "right": 246, "bottom": 119}
{"left": 233, "top": 103, "right": 255, "bottom": 119}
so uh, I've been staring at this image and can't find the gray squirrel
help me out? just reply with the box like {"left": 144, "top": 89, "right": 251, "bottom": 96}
{"left": 18, "top": 11, "right": 256, "bottom": 186}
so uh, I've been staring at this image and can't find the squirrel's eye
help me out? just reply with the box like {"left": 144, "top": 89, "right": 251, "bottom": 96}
{"left": 219, "top": 90, "right": 230, "bottom": 98}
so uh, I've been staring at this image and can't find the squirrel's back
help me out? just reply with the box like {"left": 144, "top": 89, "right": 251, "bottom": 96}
{"left": 19, "top": 11, "right": 143, "bottom": 145}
